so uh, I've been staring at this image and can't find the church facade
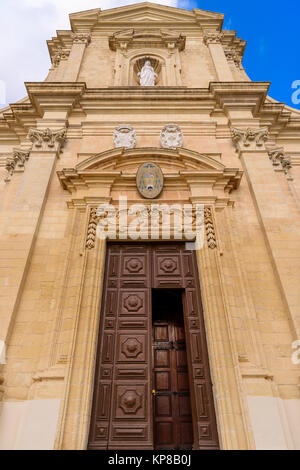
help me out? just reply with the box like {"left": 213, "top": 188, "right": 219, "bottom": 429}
{"left": 0, "top": 2, "right": 299, "bottom": 450}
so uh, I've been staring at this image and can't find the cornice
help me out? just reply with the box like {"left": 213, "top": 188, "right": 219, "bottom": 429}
{"left": 25, "top": 82, "right": 86, "bottom": 114}
{"left": 210, "top": 81, "right": 270, "bottom": 115}
{"left": 0, "top": 83, "right": 299, "bottom": 146}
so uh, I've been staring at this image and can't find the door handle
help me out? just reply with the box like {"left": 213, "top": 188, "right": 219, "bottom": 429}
{"left": 152, "top": 389, "right": 157, "bottom": 396}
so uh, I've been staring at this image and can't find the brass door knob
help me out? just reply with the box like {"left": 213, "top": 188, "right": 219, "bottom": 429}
{"left": 152, "top": 389, "right": 156, "bottom": 396}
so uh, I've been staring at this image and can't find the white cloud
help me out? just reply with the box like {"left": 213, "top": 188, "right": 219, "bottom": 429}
{"left": 0, "top": 0, "right": 179, "bottom": 107}
{"left": 23, "top": 0, "right": 178, "bottom": 29}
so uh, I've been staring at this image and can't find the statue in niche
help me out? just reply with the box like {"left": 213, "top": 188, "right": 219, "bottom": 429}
{"left": 138, "top": 60, "right": 157, "bottom": 86}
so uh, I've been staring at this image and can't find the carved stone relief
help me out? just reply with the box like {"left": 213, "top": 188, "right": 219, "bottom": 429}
{"left": 5, "top": 149, "right": 30, "bottom": 182}
{"left": 52, "top": 47, "right": 70, "bottom": 67}
{"left": 268, "top": 148, "right": 292, "bottom": 179}
{"left": 224, "top": 50, "right": 242, "bottom": 68}
{"left": 28, "top": 127, "right": 67, "bottom": 150}
{"left": 231, "top": 127, "right": 269, "bottom": 150}
{"left": 204, "top": 207, "right": 217, "bottom": 250}
{"left": 72, "top": 33, "right": 91, "bottom": 45}
{"left": 160, "top": 123, "right": 183, "bottom": 149}
{"left": 203, "top": 32, "right": 224, "bottom": 45}
{"left": 113, "top": 125, "right": 136, "bottom": 149}
{"left": 86, "top": 207, "right": 99, "bottom": 250}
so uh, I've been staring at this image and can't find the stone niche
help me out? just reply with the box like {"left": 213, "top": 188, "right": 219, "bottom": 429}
{"left": 109, "top": 29, "right": 185, "bottom": 86}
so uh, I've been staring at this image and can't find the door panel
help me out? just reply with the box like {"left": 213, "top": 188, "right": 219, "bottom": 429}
{"left": 88, "top": 243, "right": 219, "bottom": 450}
{"left": 152, "top": 291, "right": 193, "bottom": 450}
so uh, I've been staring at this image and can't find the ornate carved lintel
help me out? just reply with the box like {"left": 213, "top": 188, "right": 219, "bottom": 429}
{"left": 268, "top": 148, "right": 292, "bottom": 179}
{"left": 204, "top": 207, "right": 217, "bottom": 249}
{"left": 231, "top": 127, "right": 269, "bottom": 151}
{"left": 5, "top": 149, "right": 30, "bottom": 182}
{"left": 28, "top": 127, "right": 67, "bottom": 151}
{"left": 72, "top": 33, "right": 91, "bottom": 45}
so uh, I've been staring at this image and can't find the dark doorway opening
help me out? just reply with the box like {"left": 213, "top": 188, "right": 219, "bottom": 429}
{"left": 152, "top": 289, "right": 194, "bottom": 450}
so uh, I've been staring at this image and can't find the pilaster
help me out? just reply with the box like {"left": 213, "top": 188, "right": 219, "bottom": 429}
{"left": 0, "top": 128, "right": 67, "bottom": 349}
{"left": 62, "top": 33, "right": 91, "bottom": 82}
{"left": 231, "top": 127, "right": 300, "bottom": 339}
{"left": 203, "top": 32, "right": 234, "bottom": 82}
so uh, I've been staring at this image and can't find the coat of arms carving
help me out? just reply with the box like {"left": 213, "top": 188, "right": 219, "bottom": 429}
{"left": 136, "top": 162, "right": 164, "bottom": 199}
{"left": 160, "top": 124, "right": 183, "bottom": 149}
{"left": 113, "top": 124, "right": 136, "bottom": 148}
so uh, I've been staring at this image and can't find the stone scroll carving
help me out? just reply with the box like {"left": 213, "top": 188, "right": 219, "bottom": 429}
{"left": 268, "top": 148, "right": 292, "bottom": 179}
{"left": 160, "top": 124, "right": 183, "bottom": 149}
{"left": 5, "top": 149, "right": 30, "bottom": 182}
{"left": 113, "top": 124, "right": 136, "bottom": 149}
{"left": 28, "top": 127, "right": 67, "bottom": 150}
{"left": 231, "top": 127, "right": 269, "bottom": 150}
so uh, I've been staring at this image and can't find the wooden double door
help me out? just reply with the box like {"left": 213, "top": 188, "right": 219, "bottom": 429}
{"left": 88, "top": 243, "right": 219, "bottom": 450}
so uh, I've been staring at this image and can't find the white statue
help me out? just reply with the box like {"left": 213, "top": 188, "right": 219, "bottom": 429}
{"left": 138, "top": 60, "right": 157, "bottom": 87}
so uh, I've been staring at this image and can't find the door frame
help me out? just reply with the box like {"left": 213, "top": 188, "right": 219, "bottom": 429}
{"left": 87, "top": 242, "right": 219, "bottom": 450}
{"left": 54, "top": 233, "right": 255, "bottom": 450}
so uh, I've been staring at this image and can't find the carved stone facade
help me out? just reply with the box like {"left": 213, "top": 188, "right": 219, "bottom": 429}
{"left": 0, "top": 2, "right": 299, "bottom": 452}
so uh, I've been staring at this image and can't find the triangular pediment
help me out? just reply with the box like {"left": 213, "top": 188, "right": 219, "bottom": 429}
{"left": 69, "top": 3, "right": 223, "bottom": 29}
{"left": 99, "top": 3, "right": 195, "bottom": 23}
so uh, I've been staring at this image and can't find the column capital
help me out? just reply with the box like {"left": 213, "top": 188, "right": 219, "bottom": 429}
{"left": 52, "top": 46, "right": 70, "bottom": 68}
{"left": 5, "top": 149, "right": 30, "bottom": 182}
{"left": 224, "top": 49, "right": 242, "bottom": 68}
{"left": 72, "top": 33, "right": 91, "bottom": 45}
{"left": 28, "top": 127, "right": 67, "bottom": 152}
{"left": 268, "top": 147, "right": 292, "bottom": 179}
{"left": 203, "top": 32, "right": 224, "bottom": 45}
{"left": 231, "top": 127, "right": 269, "bottom": 152}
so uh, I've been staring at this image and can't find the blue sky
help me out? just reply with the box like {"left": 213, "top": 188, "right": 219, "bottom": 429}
{"left": 0, "top": 0, "right": 299, "bottom": 109}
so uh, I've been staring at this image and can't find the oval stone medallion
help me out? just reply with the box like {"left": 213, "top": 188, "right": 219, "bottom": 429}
{"left": 136, "top": 162, "right": 164, "bottom": 199}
